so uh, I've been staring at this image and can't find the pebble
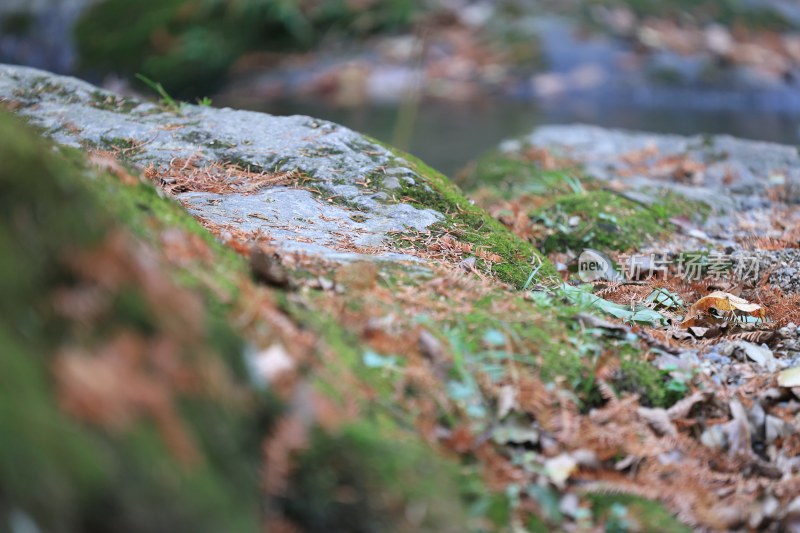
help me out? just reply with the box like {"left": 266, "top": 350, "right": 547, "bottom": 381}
{"left": 382, "top": 176, "right": 401, "bottom": 190}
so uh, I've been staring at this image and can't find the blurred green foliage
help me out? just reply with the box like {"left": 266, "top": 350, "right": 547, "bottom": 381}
{"left": 75, "top": 0, "right": 419, "bottom": 97}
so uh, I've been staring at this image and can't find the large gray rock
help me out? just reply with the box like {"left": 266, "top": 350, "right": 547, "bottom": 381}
{"left": 0, "top": 64, "right": 443, "bottom": 264}
{"left": 504, "top": 123, "right": 800, "bottom": 292}
{"left": 503, "top": 123, "right": 800, "bottom": 210}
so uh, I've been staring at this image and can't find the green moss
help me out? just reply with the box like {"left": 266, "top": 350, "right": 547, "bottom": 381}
{"left": 403, "top": 288, "right": 682, "bottom": 412}
{"left": 372, "top": 140, "right": 557, "bottom": 288}
{"left": 0, "top": 111, "right": 265, "bottom": 532}
{"left": 615, "top": 347, "right": 686, "bottom": 408}
{"left": 12, "top": 77, "right": 82, "bottom": 106}
{"left": 0, "top": 327, "right": 106, "bottom": 529}
{"left": 459, "top": 149, "right": 581, "bottom": 197}
{"left": 218, "top": 153, "right": 271, "bottom": 173}
{"left": 279, "top": 290, "right": 481, "bottom": 530}
{"left": 178, "top": 130, "right": 237, "bottom": 149}
{"left": 587, "top": 493, "right": 691, "bottom": 533}
{"left": 1, "top": 111, "right": 477, "bottom": 530}
{"left": 283, "top": 424, "right": 466, "bottom": 532}
{"left": 534, "top": 190, "right": 666, "bottom": 253}
{"left": 100, "top": 135, "right": 140, "bottom": 152}
{"left": 533, "top": 189, "right": 708, "bottom": 254}
{"left": 466, "top": 150, "right": 710, "bottom": 255}
{"left": 90, "top": 90, "right": 140, "bottom": 113}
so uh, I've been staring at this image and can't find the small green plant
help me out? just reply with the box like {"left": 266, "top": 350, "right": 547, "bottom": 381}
{"left": 563, "top": 174, "right": 585, "bottom": 195}
{"left": 660, "top": 363, "right": 696, "bottom": 398}
{"left": 135, "top": 73, "right": 185, "bottom": 113}
{"left": 196, "top": 96, "right": 213, "bottom": 107}
{"left": 522, "top": 261, "right": 543, "bottom": 291}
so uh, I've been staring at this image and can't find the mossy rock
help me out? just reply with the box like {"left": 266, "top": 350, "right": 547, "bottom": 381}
{"left": 377, "top": 141, "right": 558, "bottom": 287}
{"left": 0, "top": 111, "right": 266, "bottom": 532}
{"left": 0, "top": 111, "right": 471, "bottom": 532}
{"left": 465, "top": 149, "right": 707, "bottom": 255}
{"left": 459, "top": 149, "right": 582, "bottom": 199}
{"left": 533, "top": 189, "right": 676, "bottom": 254}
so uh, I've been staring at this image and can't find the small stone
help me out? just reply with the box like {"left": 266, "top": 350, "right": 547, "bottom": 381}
{"left": 382, "top": 176, "right": 401, "bottom": 190}
{"left": 765, "top": 415, "right": 792, "bottom": 444}
{"left": 249, "top": 344, "right": 295, "bottom": 384}
{"left": 705, "top": 24, "right": 733, "bottom": 55}
{"left": 700, "top": 424, "right": 727, "bottom": 450}
{"left": 459, "top": 256, "right": 477, "bottom": 271}
{"left": 717, "top": 342, "right": 735, "bottom": 357}
{"left": 736, "top": 342, "right": 777, "bottom": 372}
{"left": 384, "top": 166, "right": 414, "bottom": 176}
{"left": 317, "top": 277, "right": 335, "bottom": 291}
{"left": 559, "top": 493, "right": 583, "bottom": 519}
{"left": 782, "top": 496, "right": 800, "bottom": 532}
{"left": 250, "top": 247, "right": 290, "bottom": 288}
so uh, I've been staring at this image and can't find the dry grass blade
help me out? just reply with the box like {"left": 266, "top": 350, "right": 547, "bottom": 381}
{"left": 147, "top": 158, "right": 304, "bottom": 195}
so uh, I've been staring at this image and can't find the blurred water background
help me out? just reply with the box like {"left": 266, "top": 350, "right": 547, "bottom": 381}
{"left": 4, "top": 0, "right": 799, "bottom": 174}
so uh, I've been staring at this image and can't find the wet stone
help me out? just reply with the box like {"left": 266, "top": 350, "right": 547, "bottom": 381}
{"left": 0, "top": 64, "right": 445, "bottom": 265}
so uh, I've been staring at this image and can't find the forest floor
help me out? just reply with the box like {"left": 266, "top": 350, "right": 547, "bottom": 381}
{"left": 3, "top": 64, "right": 800, "bottom": 532}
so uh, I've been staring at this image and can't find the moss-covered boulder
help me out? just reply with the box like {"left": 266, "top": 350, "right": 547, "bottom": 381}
{"left": 0, "top": 109, "right": 474, "bottom": 532}
{"left": 0, "top": 109, "right": 265, "bottom": 532}
{"left": 458, "top": 123, "right": 800, "bottom": 255}
{"left": 0, "top": 63, "right": 553, "bottom": 287}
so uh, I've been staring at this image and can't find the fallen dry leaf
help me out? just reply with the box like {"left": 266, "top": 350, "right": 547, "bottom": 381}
{"left": 544, "top": 453, "right": 577, "bottom": 489}
{"left": 682, "top": 291, "right": 766, "bottom": 326}
{"left": 778, "top": 367, "right": 800, "bottom": 388}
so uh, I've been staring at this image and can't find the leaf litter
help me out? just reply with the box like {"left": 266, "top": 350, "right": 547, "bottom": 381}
{"left": 76, "top": 145, "right": 800, "bottom": 530}
{"left": 462, "top": 140, "right": 800, "bottom": 528}
{"left": 144, "top": 156, "right": 307, "bottom": 195}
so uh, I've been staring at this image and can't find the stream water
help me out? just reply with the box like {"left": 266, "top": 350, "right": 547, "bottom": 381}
{"left": 240, "top": 97, "right": 800, "bottom": 177}
{"left": 236, "top": 13, "right": 800, "bottom": 177}
{"left": 3, "top": 3, "right": 799, "bottom": 177}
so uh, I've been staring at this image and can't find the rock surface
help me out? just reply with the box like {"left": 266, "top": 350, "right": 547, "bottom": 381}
{"left": 0, "top": 64, "right": 442, "bottom": 264}
{"left": 499, "top": 123, "right": 800, "bottom": 293}
{"left": 509, "top": 124, "right": 800, "bottom": 206}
